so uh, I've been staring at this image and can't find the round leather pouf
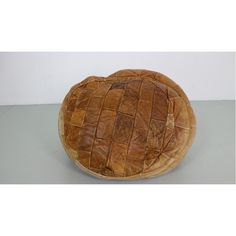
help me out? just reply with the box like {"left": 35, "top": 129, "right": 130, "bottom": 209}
{"left": 59, "top": 69, "right": 196, "bottom": 180}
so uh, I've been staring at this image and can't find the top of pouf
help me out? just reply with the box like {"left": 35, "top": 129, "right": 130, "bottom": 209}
{"left": 59, "top": 69, "right": 196, "bottom": 180}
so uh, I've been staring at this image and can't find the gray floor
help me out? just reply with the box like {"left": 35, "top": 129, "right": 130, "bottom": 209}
{"left": 0, "top": 101, "right": 235, "bottom": 184}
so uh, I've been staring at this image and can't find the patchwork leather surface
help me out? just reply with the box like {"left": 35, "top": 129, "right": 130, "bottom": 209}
{"left": 58, "top": 69, "right": 196, "bottom": 180}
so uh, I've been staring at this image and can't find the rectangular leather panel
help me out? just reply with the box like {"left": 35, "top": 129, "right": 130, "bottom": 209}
{"left": 96, "top": 110, "right": 117, "bottom": 139}
{"left": 113, "top": 113, "right": 134, "bottom": 143}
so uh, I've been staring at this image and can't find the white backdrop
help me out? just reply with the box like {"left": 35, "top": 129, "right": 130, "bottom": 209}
{"left": 0, "top": 52, "right": 234, "bottom": 105}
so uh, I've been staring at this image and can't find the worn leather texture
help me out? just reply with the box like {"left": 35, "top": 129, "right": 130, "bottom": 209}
{"left": 58, "top": 69, "right": 196, "bottom": 180}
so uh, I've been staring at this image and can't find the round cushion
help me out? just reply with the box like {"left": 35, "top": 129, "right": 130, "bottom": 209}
{"left": 58, "top": 69, "right": 196, "bottom": 180}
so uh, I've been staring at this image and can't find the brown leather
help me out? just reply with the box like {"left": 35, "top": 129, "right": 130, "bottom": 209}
{"left": 58, "top": 69, "right": 196, "bottom": 180}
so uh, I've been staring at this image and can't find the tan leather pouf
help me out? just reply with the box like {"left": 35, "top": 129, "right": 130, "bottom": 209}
{"left": 58, "top": 69, "right": 196, "bottom": 180}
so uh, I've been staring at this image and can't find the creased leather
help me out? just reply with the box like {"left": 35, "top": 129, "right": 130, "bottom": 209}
{"left": 58, "top": 69, "right": 196, "bottom": 180}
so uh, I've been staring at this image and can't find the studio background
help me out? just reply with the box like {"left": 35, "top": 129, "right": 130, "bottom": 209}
{"left": 0, "top": 52, "right": 234, "bottom": 105}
